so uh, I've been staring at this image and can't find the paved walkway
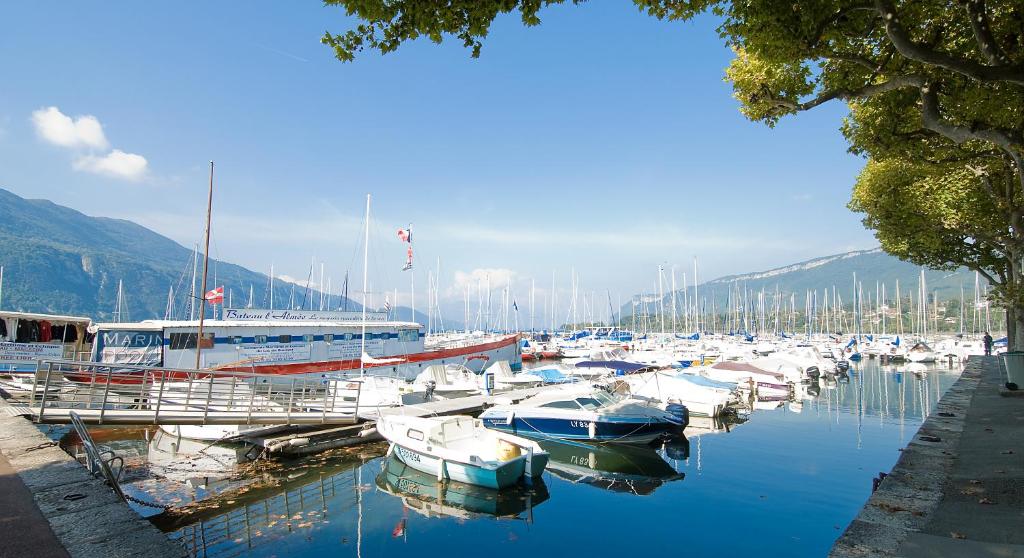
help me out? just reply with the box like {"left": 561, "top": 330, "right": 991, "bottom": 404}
{"left": 0, "top": 452, "right": 69, "bottom": 558}
{"left": 832, "top": 356, "right": 1024, "bottom": 557}
{"left": 0, "top": 396, "right": 186, "bottom": 558}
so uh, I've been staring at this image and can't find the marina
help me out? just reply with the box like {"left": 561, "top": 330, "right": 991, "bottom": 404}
{"left": 3, "top": 3, "right": 1023, "bottom": 556}
{"left": 2, "top": 354, "right": 964, "bottom": 557}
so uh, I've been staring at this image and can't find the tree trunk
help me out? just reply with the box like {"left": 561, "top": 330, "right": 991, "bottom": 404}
{"left": 1008, "top": 307, "right": 1016, "bottom": 352}
{"left": 1013, "top": 306, "right": 1024, "bottom": 353}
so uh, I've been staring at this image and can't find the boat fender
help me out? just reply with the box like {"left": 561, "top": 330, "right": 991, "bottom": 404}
{"left": 288, "top": 437, "right": 311, "bottom": 447}
{"left": 588, "top": 421, "right": 596, "bottom": 440}
{"left": 359, "top": 427, "right": 378, "bottom": 438}
{"left": 266, "top": 440, "right": 290, "bottom": 453}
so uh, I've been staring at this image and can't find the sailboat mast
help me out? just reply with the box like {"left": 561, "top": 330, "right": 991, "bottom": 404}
{"left": 359, "top": 194, "right": 370, "bottom": 376}
{"left": 195, "top": 161, "right": 214, "bottom": 369}
{"left": 189, "top": 244, "right": 198, "bottom": 321}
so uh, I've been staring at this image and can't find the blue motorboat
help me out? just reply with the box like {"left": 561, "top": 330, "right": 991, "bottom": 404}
{"left": 479, "top": 386, "right": 686, "bottom": 445}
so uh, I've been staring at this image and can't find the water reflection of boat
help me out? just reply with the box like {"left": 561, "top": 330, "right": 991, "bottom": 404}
{"left": 538, "top": 439, "right": 685, "bottom": 495}
{"left": 375, "top": 455, "right": 549, "bottom": 520}
{"left": 685, "top": 415, "right": 746, "bottom": 438}
{"left": 146, "top": 428, "right": 254, "bottom": 485}
{"left": 150, "top": 451, "right": 373, "bottom": 533}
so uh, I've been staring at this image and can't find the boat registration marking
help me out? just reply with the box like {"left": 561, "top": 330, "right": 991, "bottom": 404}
{"left": 396, "top": 446, "right": 422, "bottom": 463}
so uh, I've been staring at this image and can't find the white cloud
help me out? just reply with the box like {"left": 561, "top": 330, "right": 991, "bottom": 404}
{"left": 73, "top": 149, "right": 148, "bottom": 181}
{"left": 31, "top": 106, "right": 109, "bottom": 149}
{"left": 449, "top": 268, "right": 520, "bottom": 298}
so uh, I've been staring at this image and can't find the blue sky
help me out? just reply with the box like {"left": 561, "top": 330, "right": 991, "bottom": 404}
{"left": 0, "top": 1, "right": 875, "bottom": 318}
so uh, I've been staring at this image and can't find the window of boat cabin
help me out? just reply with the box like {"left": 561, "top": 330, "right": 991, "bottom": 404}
{"left": 168, "top": 332, "right": 214, "bottom": 350}
{"left": 540, "top": 400, "right": 582, "bottom": 410}
{"left": 303, "top": 334, "right": 314, "bottom": 343}
{"left": 254, "top": 335, "right": 267, "bottom": 344}
{"left": 277, "top": 334, "right": 292, "bottom": 344}
{"left": 324, "top": 334, "right": 334, "bottom": 343}
{"left": 230, "top": 336, "right": 243, "bottom": 344}
{"left": 406, "top": 429, "right": 424, "bottom": 441}
{"left": 399, "top": 329, "right": 418, "bottom": 342}
{"left": 343, "top": 333, "right": 354, "bottom": 341}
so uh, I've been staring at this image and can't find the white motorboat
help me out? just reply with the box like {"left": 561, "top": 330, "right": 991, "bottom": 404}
{"left": 413, "top": 364, "right": 481, "bottom": 398}
{"left": 907, "top": 342, "right": 937, "bottom": 363}
{"left": 484, "top": 360, "right": 543, "bottom": 389}
{"left": 620, "top": 371, "right": 736, "bottom": 417}
{"left": 378, "top": 414, "right": 548, "bottom": 489}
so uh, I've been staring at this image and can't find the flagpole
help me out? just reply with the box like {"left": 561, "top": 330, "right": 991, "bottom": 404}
{"left": 195, "top": 161, "right": 214, "bottom": 369}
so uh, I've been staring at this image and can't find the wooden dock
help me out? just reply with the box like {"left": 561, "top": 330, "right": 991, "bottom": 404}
{"left": 246, "top": 384, "right": 559, "bottom": 456}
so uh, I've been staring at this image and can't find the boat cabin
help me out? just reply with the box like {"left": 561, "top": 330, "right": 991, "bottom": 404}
{"left": 90, "top": 312, "right": 424, "bottom": 370}
{"left": 0, "top": 311, "right": 93, "bottom": 372}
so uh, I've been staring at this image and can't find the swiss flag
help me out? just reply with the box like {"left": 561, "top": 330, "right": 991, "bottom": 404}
{"left": 204, "top": 286, "right": 224, "bottom": 304}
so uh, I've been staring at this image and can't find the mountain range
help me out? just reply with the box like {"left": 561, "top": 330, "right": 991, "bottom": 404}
{"left": 624, "top": 248, "right": 981, "bottom": 319}
{"left": 0, "top": 188, "right": 984, "bottom": 327}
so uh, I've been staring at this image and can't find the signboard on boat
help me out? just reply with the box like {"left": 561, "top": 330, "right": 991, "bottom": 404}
{"left": 0, "top": 342, "right": 64, "bottom": 364}
{"left": 236, "top": 343, "right": 311, "bottom": 364}
{"left": 327, "top": 339, "right": 385, "bottom": 360}
{"left": 222, "top": 309, "right": 390, "bottom": 322}
{"left": 98, "top": 330, "right": 164, "bottom": 366}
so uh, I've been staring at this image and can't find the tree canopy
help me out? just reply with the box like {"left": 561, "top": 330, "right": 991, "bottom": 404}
{"left": 322, "top": 0, "right": 1024, "bottom": 343}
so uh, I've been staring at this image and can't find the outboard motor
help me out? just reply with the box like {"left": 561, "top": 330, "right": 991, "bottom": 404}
{"left": 836, "top": 360, "right": 850, "bottom": 372}
{"left": 664, "top": 403, "right": 690, "bottom": 429}
{"left": 804, "top": 366, "right": 820, "bottom": 381}
{"left": 424, "top": 380, "right": 436, "bottom": 401}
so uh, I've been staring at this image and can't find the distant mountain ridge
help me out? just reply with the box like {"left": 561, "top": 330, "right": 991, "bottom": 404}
{"left": 712, "top": 249, "right": 883, "bottom": 283}
{"left": 625, "top": 247, "right": 980, "bottom": 318}
{"left": 0, "top": 187, "right": 360, "bottom": 320}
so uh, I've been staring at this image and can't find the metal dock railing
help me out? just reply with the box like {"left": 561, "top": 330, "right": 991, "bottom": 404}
{"left": 26, "top": 359, "right": 362, "bottom": 426}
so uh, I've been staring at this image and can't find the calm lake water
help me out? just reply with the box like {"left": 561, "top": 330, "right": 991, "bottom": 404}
{"left": 80, "top": 360, "right": 959, "bottom": 558}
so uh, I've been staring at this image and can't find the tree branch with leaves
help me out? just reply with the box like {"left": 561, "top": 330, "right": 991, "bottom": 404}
{"left": 322, "top": 0, "right": 1024, "bottom": 346}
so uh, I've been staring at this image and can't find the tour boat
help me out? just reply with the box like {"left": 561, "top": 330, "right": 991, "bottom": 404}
{"left": 1, "top": 311, "right": 93, "bottom": 391}
{"left": 377, "top": 414, "right": 549, "bottom": 489}
{"left": 85, "top": 310, "right": 520, "bottom": 384}
{"left": 479, "top": 385, "right": 686, "bottom": 444}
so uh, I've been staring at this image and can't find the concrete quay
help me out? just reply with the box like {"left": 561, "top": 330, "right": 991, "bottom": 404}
{"left": 0, "top": 396, "right": 185, "bottom": 558}
{"left": 831, "top": 356, "right": 1024, "bottom": 557}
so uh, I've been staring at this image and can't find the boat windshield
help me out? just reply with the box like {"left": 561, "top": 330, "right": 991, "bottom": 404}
{"left": 574, "top": 397, "right": 604, "bottom": 411}
{"left": 575, "top": 390, "right": 619, "bottom": 410}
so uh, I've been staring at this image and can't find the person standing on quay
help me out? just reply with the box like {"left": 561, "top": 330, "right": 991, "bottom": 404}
{"left": 983, "top": 332, "right": 994, "bottom": 356}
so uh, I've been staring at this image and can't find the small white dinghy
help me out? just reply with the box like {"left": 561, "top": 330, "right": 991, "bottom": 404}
{"left": 377, "top": 415, "right": 550, "bottom": 489}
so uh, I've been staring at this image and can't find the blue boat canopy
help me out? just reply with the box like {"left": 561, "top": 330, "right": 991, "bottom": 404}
{"left": 574, "top": 360, "right": 649, "bottom": 373}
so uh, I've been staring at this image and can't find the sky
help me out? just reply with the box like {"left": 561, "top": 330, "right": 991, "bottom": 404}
{"left": 0, "top": 1, "right": 877, "bottom": 322}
